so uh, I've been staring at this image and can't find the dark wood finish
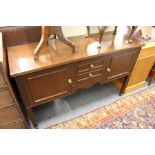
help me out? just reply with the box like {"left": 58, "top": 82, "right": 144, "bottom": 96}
{"left": 0, "top": 32, "right": 28, "bottom": 129}
{"left": 1, "top": 120, "right": 27, "bottom": 129}
{"left": 0, "top": 89, "right": 14, "bottom": 107}
{"left": 8, "top": 32, "right": 142, "bottom": 128}
{"left": 34, "top": 26, "right": 75, "bottom": 60}
{"left": 0, "top": 26, "right": 41, "bottom": 48}
{"left": 148, "top": 62, "right": 155, "bottom": 85}
{"left": 16, "top": 65, "right": 72, "bottom": 107}
{"left": 105, "top": 49, "right": 139, "bottom": 81}
{"left": 26, "top": 108, "right": 38, "bottom": 128}
{"left": 0, "top": 71, "right": 7, "bottom": 88}
{"left": 0, "top": 105, "right": 21, "bottom": 127}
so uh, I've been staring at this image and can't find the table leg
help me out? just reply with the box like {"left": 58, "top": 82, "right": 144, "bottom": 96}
{"left": 119, "top": 75, "right": 130, "bottom": 96}
{"left": 26, "top": 107, "right": 38, "bottom": 129}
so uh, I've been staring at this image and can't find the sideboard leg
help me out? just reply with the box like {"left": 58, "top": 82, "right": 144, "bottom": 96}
{"left": 26, "top": 107, "right": 38, "bottom": 129}
{"left": 119, "top": 75, "right": 130, "bottom": 96}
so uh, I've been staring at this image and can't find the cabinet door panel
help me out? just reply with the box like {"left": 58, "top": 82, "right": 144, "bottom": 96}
{"left": 17, "top": 65, "right": 72, "bottom": 107}
{"left": 28, "top": 66, "right": 71, "bottom": 105}
{"left": 106, "top": 51, "right": 137, "bottom": 81}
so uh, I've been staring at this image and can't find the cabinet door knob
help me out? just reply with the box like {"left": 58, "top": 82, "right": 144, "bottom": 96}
{"left": 89, "top": 73, "right": 93, "bottom": 77}
{"left": 90, "top": 64, "right": 95, "bottom": 68}
{"left": 68, "top": 79, "right": 73, "bottom": 84}
{"left": 107, "top": 68, "right": 111, "bottom": 72}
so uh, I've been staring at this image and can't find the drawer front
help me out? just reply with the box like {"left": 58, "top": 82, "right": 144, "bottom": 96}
{"left": 0, "top": 71, "right": 7, "bottom": 89}
{"left": 1, "top": 121, "right": 27, "bottom": 129}
{"left": 0, "top": 89, "right": 14, "bottom": 107}
{"left": 78, "top": 58, "right": 104, "bottom": 73}
{"left": 77, "top": 69, "right": 104, "bottom": 89}
{"left": 0, "top": 105, "right": 21, "bottom": 127}
{"left": 78, "top": 68, "right": 103, "bottom": 82}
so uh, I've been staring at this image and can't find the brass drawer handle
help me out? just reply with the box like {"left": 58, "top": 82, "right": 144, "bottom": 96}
{"left": 89, "top": 73, "right": 93, "bottom": 77}
{"left": 90, "top": 64, "right": 95, "bottom": 68}
{"left": 68, "top": 79, "right": 73, "bottom": 84}
{"left": 107, "top": 68, "right": 111, "bottom": 72}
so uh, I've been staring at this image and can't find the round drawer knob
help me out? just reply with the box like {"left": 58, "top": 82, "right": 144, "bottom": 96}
{"left": 107, "top": 68, "right": 111, "bottom": 72}
{"left": 90, "top": 64, "right": 95, "bottom": 68}
{"left": 89, "top": 73, "right": 93, "bottom": 77}
{"left": 68, "top": 79, "right": 73, "bottom": 84}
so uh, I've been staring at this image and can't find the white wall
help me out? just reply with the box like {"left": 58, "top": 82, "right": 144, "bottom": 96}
{"left": 141, "top": 26, "right": 155, "bottom": 40}
{"left": 62, "top": 26, "right": 155, "bottom": 39}
{"left": 62, "top": 26, "right": 114, "bottom": 37}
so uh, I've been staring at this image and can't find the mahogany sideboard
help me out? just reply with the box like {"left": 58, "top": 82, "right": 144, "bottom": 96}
{"left": 7, "top": 32, "right": 143, "bottom": 128}
{"left": 0, "top": 32, "right": 28, "bottom": 129}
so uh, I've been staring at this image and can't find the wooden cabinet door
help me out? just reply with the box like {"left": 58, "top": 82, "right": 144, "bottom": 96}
{"left": 105, "top": 49, "right": 138, "bottom": 81}
{"left": 16, "top": 65, "right": 72, "bottom": 107}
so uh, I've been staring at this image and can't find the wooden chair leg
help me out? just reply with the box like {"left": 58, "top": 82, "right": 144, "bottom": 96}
{"left": 55, "top": 26, "right": 75, "bottom": 53}
{"left": 33, "top": 26, "right": 50, "bottom": 60}
{"left": 99, "top": 30, "right": 104, "bottom": 44}
{"left": 86, "top": 26, "right": 90, "bottom": 38}
{"left": 128, "top": 26, "right": 138, "bottom": 43}
{"left": 113, "top": 26, "right": 117, "bottom": 35}
{"left": 33, "top": 26, "right": 75, "bottom": 60}
{"left": 98, "top": 26, "right": 107, "bottom": 48}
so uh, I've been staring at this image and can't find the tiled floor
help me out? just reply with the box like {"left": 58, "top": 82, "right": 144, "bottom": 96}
{"left": 31, "top": 81, "right": 152, "bottom": 129}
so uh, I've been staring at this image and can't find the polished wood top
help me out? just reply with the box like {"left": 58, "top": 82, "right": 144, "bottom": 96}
{"left": 8, "top": 29, "right": 143, "bottom": 77}
{"left": 0, "top": 32, "right": 3, "bottom": 65}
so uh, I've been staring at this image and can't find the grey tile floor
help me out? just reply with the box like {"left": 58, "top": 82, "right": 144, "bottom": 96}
{"left": 30, "top": 81, "right": 153, "bottom": 129}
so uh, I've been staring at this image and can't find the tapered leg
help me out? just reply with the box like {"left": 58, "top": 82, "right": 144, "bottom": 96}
{"left": 33, "top": 26, "right": 50, "bottom": 60}
{"left": 33, "top": 26, "right": 75, "bottom": 60}
{"left": 113, "top": 26, "right": 117, "bottom": 35}
{"left": 148, "top": 77, "right": 152, "bottom": 86}
{"left": 54, "top": 26, "right": 75, "bottom": 53}
{"left": 26, "top": 107, "right": 38, "bottom": 129}
{"left": 148, "top": 71, "right": 155, "bottom": 85}
{"left": 86, "top": 26, "right": 90, "bottom": 38}
{"left": 119, "top": 75, "right": 130, "bottom": 96}
{"left": 98, "top": 26, "right": 108, "bottom": 48}
{"left": 128, "top": 26, "right": 138, "bottom": 43}
{"left": 99, "top": 29, "right": 104, "bottom": 44}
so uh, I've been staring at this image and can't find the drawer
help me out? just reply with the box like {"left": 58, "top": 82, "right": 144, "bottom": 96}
{"left": 0, "top": 105, "right": 21, "bottom": 127}
{"left": 78, "top": 58, "right": 104, "bottom": 73}
{"left": 1, "top": 121, "right": 27, "bottom": 129}
{"left": 0, "top": 89, "right": 14, "bottom": 107}
{"left": 77, "top": 68, "right": 104, "bottom": 89}
{"left": 78, "top": 68, "right": 103, "bottom": 82}
{"left": 0, "top": 71, "right": 7, "bottom": 89}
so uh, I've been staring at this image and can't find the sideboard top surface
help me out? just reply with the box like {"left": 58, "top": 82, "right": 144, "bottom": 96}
{"left": 8, "top": 31, "right": 142, "bottom": 77}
